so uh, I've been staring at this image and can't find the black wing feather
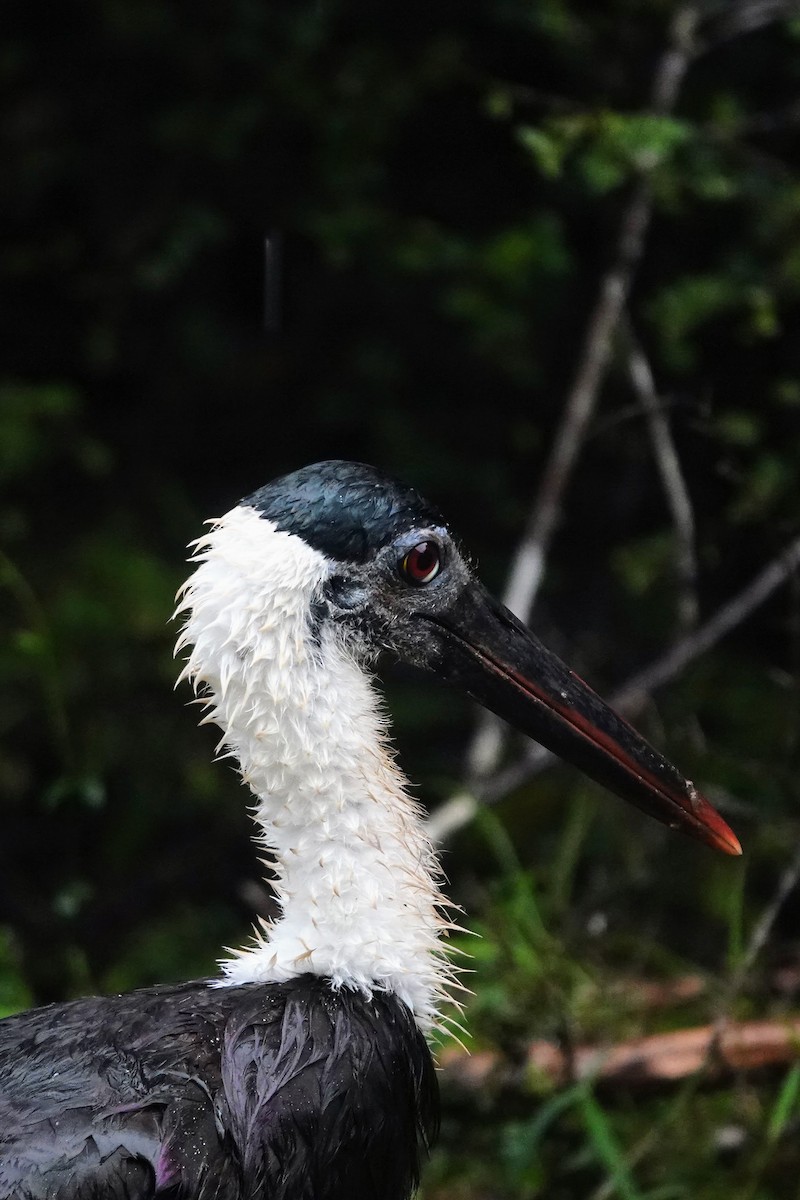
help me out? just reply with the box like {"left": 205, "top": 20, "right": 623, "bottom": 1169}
{"left": 0, "top": 977, "right": 437, "bottom": 1200}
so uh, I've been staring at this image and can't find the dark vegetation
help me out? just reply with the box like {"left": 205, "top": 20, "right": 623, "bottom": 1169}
{"left": 3, "top": 1, "right": 800, "bottom": 1195}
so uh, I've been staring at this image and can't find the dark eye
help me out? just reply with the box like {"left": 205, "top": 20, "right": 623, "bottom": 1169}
{"left": 400, "top": 541, "right": 441, "bottom": 586}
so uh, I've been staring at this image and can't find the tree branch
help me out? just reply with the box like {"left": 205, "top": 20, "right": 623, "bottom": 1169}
{"left": 699, "top": 0, "right": 800, "bottom": 48}
{"left": 464, "top": 7, "right": 700, "bottom": 784}
{"left": 722, "top": 838, "right": 800, "bottom": 1007}
{"left": 625, "top": 327, "right": 699, "bottom": 633}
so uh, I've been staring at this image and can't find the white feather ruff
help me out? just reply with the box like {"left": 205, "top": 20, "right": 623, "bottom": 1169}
{"left": 175, "top": 505, "right": 459, "bottom": 1032}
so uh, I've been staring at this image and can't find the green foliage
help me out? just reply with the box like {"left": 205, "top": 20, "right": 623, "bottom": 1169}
{"left": 520, "top": 112, "right": 692, "bottom": 192}
{"left": 428, "top": 806, "right": 800, "bottom": 1198}
{"left": 0, "top": 929, "right": 32, "bottom": 1019}
{"left": 4, "top": 0, "right": 800, "bottom": 1195}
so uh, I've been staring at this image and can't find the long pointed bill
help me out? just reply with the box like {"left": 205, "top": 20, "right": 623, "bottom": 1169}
{"left": 424, "top": 584, "right": 741, "bottom": 856}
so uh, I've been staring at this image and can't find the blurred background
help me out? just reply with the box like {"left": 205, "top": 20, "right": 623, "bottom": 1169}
{"left": 3, "top": 1, "right": 800, "bottom": 1195}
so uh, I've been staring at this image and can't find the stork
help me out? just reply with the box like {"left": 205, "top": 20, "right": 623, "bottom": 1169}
{"left": 0, "top": 461, "right": 740, "bottom": 1200}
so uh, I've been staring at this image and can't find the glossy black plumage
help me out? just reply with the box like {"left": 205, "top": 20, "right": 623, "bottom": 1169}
{"left": 0, "top": 976, "right": 437, "bottom": 1200}
{"left": 244, "top": 462, "right": 446, "bottom": 564}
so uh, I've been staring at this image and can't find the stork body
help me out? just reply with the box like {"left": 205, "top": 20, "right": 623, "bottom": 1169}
{"left": 0, "top": 979, "right": 434, "bottom": 1200}
{"left": 0, "top": 462, "right": 739, "bottom": 1200}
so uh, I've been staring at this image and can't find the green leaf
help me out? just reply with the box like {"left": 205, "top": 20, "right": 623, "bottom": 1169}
{"left": 578, "top": 1085, "right": 645, "bottom": 1200}
{"left": 518, "top": 125, "right": 567, "bottom": 179}
{"left": 767, "top": 1063, "right": 800, "bottom": 1145}
{"left": 599, "top": 112, "right": 693, "bottom": 169}
{"left": 714, "top": 410, "right": 762, "bottom": 447}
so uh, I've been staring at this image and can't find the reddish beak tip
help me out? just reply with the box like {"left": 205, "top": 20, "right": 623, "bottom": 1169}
{"left": 714, "top": 826, "right": 743, "bottom": 857}
{"left": 691, "top": 789, "right": 742, "bottom": 856}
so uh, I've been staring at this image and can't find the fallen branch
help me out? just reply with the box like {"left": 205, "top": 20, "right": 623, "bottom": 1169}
{"left": 439, "top": 1015, "right": 800, "bottom": 1094}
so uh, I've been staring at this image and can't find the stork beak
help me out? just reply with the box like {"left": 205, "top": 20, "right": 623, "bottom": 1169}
{"left": 425, "top": 583, "right": 741, "bottom": 856}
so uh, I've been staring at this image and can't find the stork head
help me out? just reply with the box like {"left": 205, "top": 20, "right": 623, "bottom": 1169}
{"left": 234, "top": 460, "right": 739, "bottom": 856}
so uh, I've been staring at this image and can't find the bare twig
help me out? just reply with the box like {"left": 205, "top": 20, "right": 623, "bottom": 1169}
{"left": 426, "top": 531, "right": 800, "bottom": 834}
{"left": 724, "top": 839, "right": 800, "bottom": 1005}
{"left": 625, "top": 329, "right": 699, "bottom": 633}
{"left": 465, "top": 8, "right": 700, "bottom": 784}
{"left": 699, "top": 0, "right": 800, "bottom": 48}
{"left": 502, "top": 4, "right": 697, "bottom": 625}
{"left": 496, "top": 191, "right": 652, "bottom": 630}
{"left": 730, "top": 99, "right": 800, "bottom": 137}
{"left": 425, "top": 789, "right": 481, "bottom": 845}
{"left": 606, "top": 530, "right": 800, "bottom": 713}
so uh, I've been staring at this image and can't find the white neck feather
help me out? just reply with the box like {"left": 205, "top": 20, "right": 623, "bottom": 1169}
{"left": 175, "top": 505, "right": 457, "bottom": 1031}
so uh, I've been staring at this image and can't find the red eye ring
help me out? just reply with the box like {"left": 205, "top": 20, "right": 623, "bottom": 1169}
{"left": 401, "top": 541, "right": 441, "bottom": 586}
